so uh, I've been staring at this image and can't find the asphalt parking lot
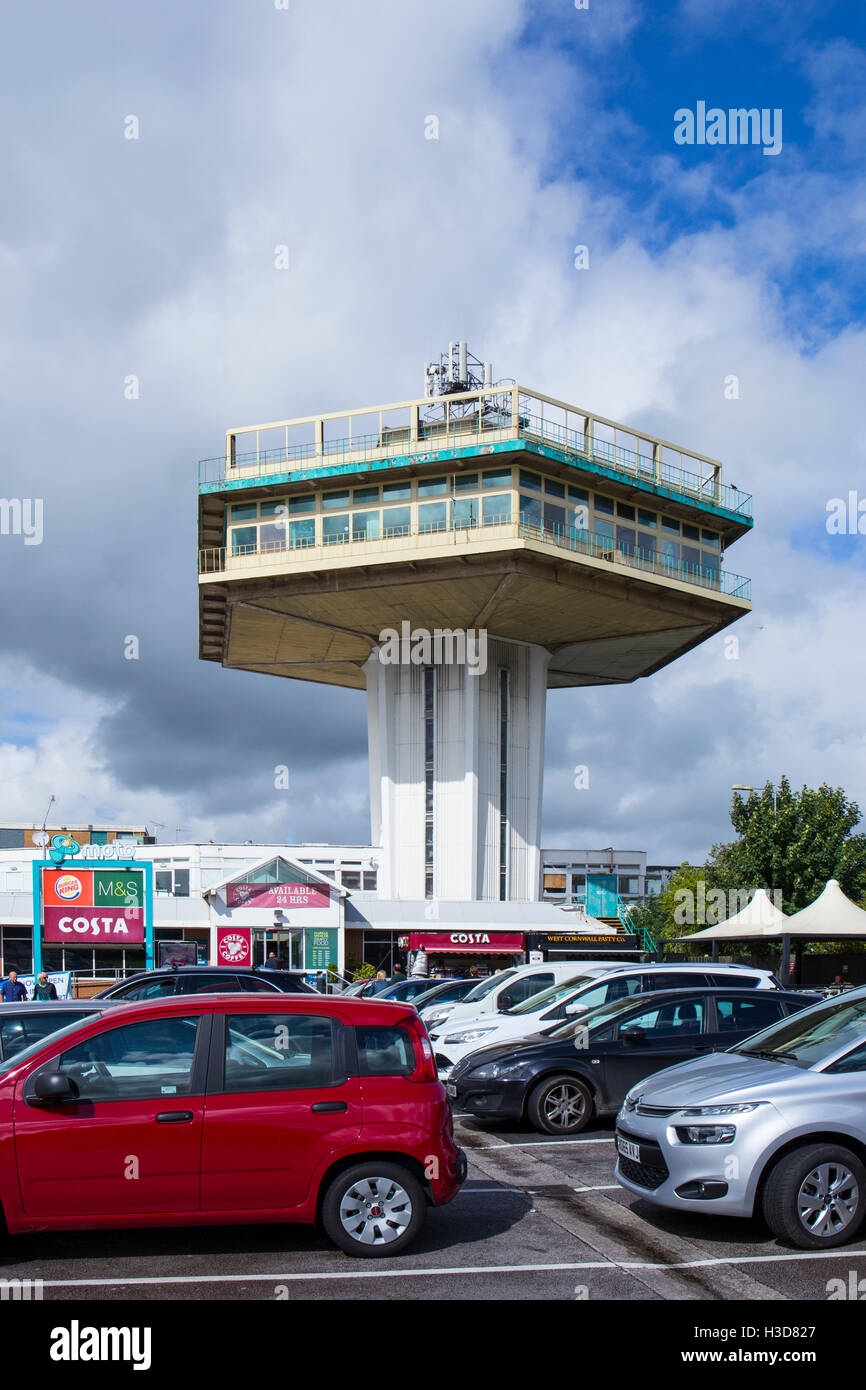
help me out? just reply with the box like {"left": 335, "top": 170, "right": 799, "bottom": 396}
{"left": 3, "top": 1112, "right": 866, "bottom": 1302}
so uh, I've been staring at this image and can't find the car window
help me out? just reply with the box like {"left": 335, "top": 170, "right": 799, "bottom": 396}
{"left": 620, "top": 999, "right": 705, "bottom": 1037}
{"left": 222, "top": 1013, "right": 337, "bottom": 1092}
{"left": 706, "top": 972, "right": 760, "bottom": 988}
{"left": 58, "top": 1017, "right": 201, "bottom": 1101}
{"left": 499, "top": 974, "right": 554, "bottom": 1009}
{"left": 355, "top": 1024, "right": 414, "bottom": 1077}
{"left": 737, "top": 996, "right": 866, "bottom": 1069}
{"left": 567, "top": 981, "right": 610, "bottom": 1012}
{"left": 181, "top": 974, "right": 244, "bottom": 994}
{"left": 825, "top": 1041, "right": 866, "bottom": 1074}
{"left": 603, "top": 974, "right": 647, "bottom": 1003}
{"left": 648, "top": 972, "right": 706, "bottom": 991}
{"left": 1, "top": 1011, "right": 94, "bottom": 1060}
{"left": 462, "top": 969, "right": 517, "bottom": 1003}
{"left": 239, "top": 976, "right": 281, "bottom": 992}
{"left": 714, "top": 996, "right": 784, "bottom": 1032}
{"left": 508, "top": 975, "right": 593, "bottom": 1016}
{"left": 109, "top": 977, "right": 177, "bottom": 1001}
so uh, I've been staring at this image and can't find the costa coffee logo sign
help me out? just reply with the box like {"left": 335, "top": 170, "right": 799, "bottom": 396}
{"left": 448, "top": 932, "right": 490, "bottom": 944}
{"left": 219, "top": 932, "right": 250, "bottom": 962}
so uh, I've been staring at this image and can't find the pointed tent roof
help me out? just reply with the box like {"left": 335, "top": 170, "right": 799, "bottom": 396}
{"left": 685, "top": 888, "right": 789, "bottom": 942}
{"left": 782, "top": 879, "right": 866, "bottom": 938}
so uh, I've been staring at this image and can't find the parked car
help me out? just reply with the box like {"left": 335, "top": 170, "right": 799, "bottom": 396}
{"left": 358, "top": 978, "right": 451, "bottom": 1005}
{"left": 431, "top": 963, "right": 779, "bottom": 1076}
{"left": 0, "top": 992, "right": 465, "bottom": 1256}
{"left": 409, "top": 979, "right": 478, "bottom": 1012}
{"left": 421, "top": 960, "right": 627, "bottom": 1038}
{"left": 615, "top": 984, "right": 866, "bottom": 1249}
{"left": 449, "top": 987, "right": 818, "bottom": 1135}
{"left": 95, "top": 966, "right": 316, "bottom": 1000}
{"left": 0, "top": 1001, "right": 123, "bottom": 1063}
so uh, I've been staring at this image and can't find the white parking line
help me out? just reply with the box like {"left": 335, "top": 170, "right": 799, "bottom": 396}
{"left": 468, "top": 1137, "right": 615, "bottom": 1149}
{"left": 32, "top": 1246, "right": 866, "bottom": 1289}
{"left": 573, "top": 1184, "right": 619, "bottom": 1192}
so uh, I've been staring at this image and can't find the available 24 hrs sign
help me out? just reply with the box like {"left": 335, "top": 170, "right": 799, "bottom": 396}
{"left": 42, "top": 868, "right": 146, "bottom": 943}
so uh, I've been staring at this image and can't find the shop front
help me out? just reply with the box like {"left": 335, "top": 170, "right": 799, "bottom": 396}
{"left": 405, "top": 931, "right": 525, "bottom": 977}
{"left": 205, "top": 854, "right": 346, "bottom": 975}
{"left": 526, "top": 930, "right": 642, "bottom": 960}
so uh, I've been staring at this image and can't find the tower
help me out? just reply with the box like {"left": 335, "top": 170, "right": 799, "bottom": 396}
{"left": 198, "top": 345, "right": 751, "bottom": 902}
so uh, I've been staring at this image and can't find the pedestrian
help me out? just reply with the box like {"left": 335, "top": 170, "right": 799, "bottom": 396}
{"left": 31, "top": 972, "right": 58, "bottom": 1001}
{"left": 0, "top": 969, "right": 28, "bottom": 1003}
{"left": 390, "top": 959, "right": 406, "bottom": 984}
{"left": 265, "top": 950, "right": 278, "bottom": 970}
{"left": 372, "top": 969, "right": 390, "bottom": 993}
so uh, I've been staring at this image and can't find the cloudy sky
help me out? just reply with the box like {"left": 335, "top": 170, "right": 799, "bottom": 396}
{"left": 1, "top": 0, "right": 864, "bottom": 864}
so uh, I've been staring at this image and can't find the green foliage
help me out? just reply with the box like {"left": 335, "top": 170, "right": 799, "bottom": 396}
{"left": 710, "top": 777, "right": 866, "bottom": 913}
{"left": 346, "top": 960, "right": 376, "bottom": 980}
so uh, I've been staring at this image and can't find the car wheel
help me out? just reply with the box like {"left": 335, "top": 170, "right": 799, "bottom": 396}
{"left": 527, "top": 1074, "right": 593, "bottom": 1135}
{"left": 321, "top": 1162, "right": 426, "bottom": 1258}
{"left": 763, "top": 1143, "right": 866, "bottom": 1249}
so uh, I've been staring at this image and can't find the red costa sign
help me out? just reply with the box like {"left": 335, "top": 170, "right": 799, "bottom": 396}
{"left": 408, "top": 932, "right": 524, "bottom": 954}
{"left": 43, "top": 905, "right": 144, "bottom": 944}
{"left": 216, "top": 926, "right": 252, "bottom": 967}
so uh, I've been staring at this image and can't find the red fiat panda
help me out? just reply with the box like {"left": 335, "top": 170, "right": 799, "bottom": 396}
{"left": 0, "top": 994, "right": 466, "bottom": 1257}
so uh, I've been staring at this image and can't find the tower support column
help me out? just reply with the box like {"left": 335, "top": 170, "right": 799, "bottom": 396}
{"left": 365, "top": 638, "right": 551, "bottom": 903}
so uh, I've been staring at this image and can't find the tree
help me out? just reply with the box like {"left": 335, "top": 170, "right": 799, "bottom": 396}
{"left": 708, "top": 777, "right": 866, "bottom": 913}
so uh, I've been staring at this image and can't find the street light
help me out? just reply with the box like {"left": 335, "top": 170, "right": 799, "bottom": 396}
{"left": 732, "top": 784, "right": 788, "bottom": 981}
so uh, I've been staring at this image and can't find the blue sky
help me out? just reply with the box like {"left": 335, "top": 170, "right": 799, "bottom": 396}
{"left": 0, "top": 0, "right": 864, "bottom": 863}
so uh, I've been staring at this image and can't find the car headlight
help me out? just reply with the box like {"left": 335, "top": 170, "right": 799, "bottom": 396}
{"left": 676, "top": 1124, "right": 736, "bottom": 1145}
{"left": 679, "top": 1103, "right": 764, "bottom": 1116}
{"left": 470, "top": 1059, "right": 530, "bottom": 1079}
{"left": 424, "top": 1011, "right": 451, "bottom": 1028}
{"left": 444, "top": 1028, "right": 498, "bottom": 1044}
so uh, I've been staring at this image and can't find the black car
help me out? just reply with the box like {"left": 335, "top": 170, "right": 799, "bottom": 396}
{"left": 353, "top": 977, "right": 474, "bottom": 1006}
{"left": 0, "top": 1001, "right": 125, "bottom": 1062}
{"left": 95, "top": 966, "right": 316, "bottom": 1001}
{"left": 449, "top": 987, "right": 820, "bottom": 1136}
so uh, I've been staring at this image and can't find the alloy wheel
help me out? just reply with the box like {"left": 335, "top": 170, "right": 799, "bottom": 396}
{"left": 339, "top": 1176, "right": 414, "bottom": 1246}
{"left": 543, "top": 1082, "right": 587, "bottom": 1131}
{"left": 797, "top": 1162, "right": 859, "bottom": 1238}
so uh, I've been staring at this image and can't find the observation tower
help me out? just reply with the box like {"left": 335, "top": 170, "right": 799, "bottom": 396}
{"left": 198, "top": 345, "right": 752, "bottom": 903}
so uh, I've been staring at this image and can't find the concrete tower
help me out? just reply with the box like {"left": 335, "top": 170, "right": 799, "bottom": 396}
{"left": 198, "top": 345, "right": 752, "bottom": 903}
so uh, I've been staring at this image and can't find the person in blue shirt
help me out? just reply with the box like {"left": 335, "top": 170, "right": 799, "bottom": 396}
{"left": 0, "top": 970, "right": 28, "bottom": 1003}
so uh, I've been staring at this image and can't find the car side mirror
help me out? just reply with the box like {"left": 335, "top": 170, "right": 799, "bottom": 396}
{"left": 620, "top": 1025, "right": 645, "bottom": 1046}
{"left": 33, "top": 1070, "right": 78, "bottom": 1104}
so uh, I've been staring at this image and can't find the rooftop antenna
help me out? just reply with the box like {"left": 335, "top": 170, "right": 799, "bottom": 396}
{"left": 421, "top": 342, "right": 512, "bottom": 427}
{"left": 40, "top": 794, "right": 55, "bottom": 835}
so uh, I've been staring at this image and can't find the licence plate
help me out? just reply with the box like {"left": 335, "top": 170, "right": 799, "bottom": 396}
{"left": 446, "top": 1082, "right": 457, "bottom": 1098}
{"left": 617, "top": 1135, "right": 641, "bottom": 1162}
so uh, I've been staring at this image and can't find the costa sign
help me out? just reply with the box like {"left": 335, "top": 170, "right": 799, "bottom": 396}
{"left": 216, "top": 926, "right": 252, "bottom": 967}
{"left": 409, "top": 932, "right": 524, "bottom": 954}
{"left": 41, "top": 867, "right": 147, "bottom": 947}
{"left": 43, "top": 906, "right": 144, "bottom": 943}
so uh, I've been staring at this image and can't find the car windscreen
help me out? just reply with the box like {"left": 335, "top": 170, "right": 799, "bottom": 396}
{"left": 461, "top": 969, "right": 518, "bottom": 1003}
{"left": 546, "top": 994, "right": 654, "bottom": 1040}
{"left": 505, "top": 975, "right": 596, "bottom": 1016}
{"left": 0, "top": 1013, "right": 105, "bottom": 1076}
{"left": 734, "top": 995, "right": 866, "bottom": 1069}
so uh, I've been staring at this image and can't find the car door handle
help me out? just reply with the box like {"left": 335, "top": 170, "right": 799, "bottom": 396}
{"left": 311, "top": 1101, "right": 347, "bottom": 1113}
{"left": 155, "top": 1110, "right": 194, "bottom": 1123}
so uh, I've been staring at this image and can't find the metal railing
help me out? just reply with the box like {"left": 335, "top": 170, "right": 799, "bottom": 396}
{"left": 618, "top": 896, "right": 656, "bottom": 955}
{"left": 198, "top": 389, "right": 752, "bottom": 521}
{"left": 199, "top": 516, "right": 751, "bottom": 601}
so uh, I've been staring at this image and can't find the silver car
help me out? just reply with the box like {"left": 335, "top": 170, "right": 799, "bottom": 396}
{"left": 615, "top": 984, "right": 866, "bottom": 1249}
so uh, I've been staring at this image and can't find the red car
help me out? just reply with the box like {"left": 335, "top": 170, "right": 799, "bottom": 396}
{"left": 0, "top": 994, "right": 466, "bottom": 1257}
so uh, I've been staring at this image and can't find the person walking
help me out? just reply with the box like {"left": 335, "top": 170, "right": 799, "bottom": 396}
{"left": 371, "top": 969, "right": 390, "bottom": 993}
{"left": 390, "top": 960, "right": 406, "bottom": 984}
{"left": 31, "top": 972, "right": 58, "bottom": 1001}
{"left": 0, "top": 969, "right": 28, "bottom": 1003}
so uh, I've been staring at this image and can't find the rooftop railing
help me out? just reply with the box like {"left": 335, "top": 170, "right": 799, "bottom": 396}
{"left": 199, "top": 515, "right": 751, "bottom": 602}
{"left": 198, "top": 385, "right": 753, "bottom": 521}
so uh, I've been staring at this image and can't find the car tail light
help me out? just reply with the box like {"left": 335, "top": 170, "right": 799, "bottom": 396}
{"left": 401, "top": 1016, "right": 439, "bottom": 1082}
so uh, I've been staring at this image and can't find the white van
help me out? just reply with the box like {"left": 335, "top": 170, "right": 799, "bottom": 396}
{"left": 429, "top": 961, "right": 780, "bottom": 1075}
{"left": 418, "top": 960, "right": 627, "bottom": 1036}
